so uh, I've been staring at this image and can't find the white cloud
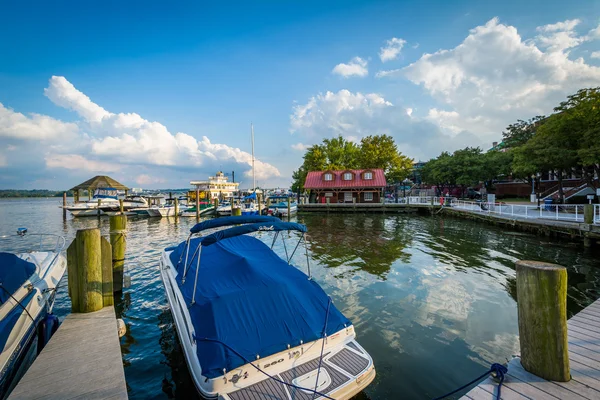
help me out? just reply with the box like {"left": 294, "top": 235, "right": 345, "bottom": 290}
{"left": 592, "top": 51, "right": 600, "bottom": 59}
{"left": 379, "top": 38, "right": 407, "bottom": 62}
{"left": 536, "top": 19, "right": 580, "bottom": 33}
{"left": 588, "top": 22, "right": 600, "bottom": 40}
{"left": 0, "top": 152, "right": 6, "bottom": 167}
{"left": 382, "top": 17, "right": 600, "bottom": 134}
{"left": 332, "top": 57, "right": 368, "bottom": 78}
{"left": 43, "top": 76, "right": 281, "bottom": 180}
{"left": 45, "top": 154, "right": 121, "bottom": 172}
{"left": 0, "top": 102, "right": 78, "bottom": 141}
{"left": 535, "top": 19, "right": 585, "bottom": 52}
{"left": 135, "top": 174, "right": 166, "bottom": 186}
{"left": 291, "top": 142, "right": 310, "bottom": 151}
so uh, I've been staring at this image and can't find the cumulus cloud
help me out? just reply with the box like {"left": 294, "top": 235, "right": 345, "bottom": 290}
{"left": 290, "top": 89, "right": 484, "bottom": 160}
{"left": 291, "top": 142, "right": 310, "bottom": 151}
{"left": 379, "top": 38, "right": 407, "bottom": 62}
{"left": 332, "top": 57, "right": 368, "bottom": 78}
{"left": 0, "top": 76, "right": 281, "bottom": 187}
{"left": 0, "top": 103, "right": 78, "bottom": 141}
{"left": 592, "top": 51, "right": 600, "bottom": 59}
{"left": 379, "top": 17, "right": 600, "bottom": 134}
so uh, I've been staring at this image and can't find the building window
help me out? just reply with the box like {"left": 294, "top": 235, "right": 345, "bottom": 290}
{"left": 344, "top": 192, "right": 353, "bottom": 202}
{"left": 343, "top": 172, "right": 353, "bottom": 181}
{"left": 364, "top": 172, "right": 373, "bottom": 180}
{"left": 324, "top": 173, "right": 333, "bottom": 181}
{"left": 364, "top": 192, "right": 373, "bottom": 201}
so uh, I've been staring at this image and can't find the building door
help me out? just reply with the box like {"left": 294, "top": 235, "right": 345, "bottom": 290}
{"left": 344, "top": 192, "right": 353, "bottom": 202}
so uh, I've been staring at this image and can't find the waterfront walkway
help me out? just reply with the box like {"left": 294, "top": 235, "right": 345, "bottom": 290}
{"left": 461, "top": 297, "right": 600, "bottom": 399}
{"left": 9, "top": 307, "right": 128, "bottom": 400}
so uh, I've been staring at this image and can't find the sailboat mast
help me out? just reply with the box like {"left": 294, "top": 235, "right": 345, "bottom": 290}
{"left": 251, "top": 123, "right": 256, "bottom": 192}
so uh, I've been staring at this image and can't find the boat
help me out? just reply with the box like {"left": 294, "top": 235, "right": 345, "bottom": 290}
{"left": 179, "top": 202, "right": 216, "bottom": 217}
{"left": 0, "top": 229, "right": 67, "bottom": 396}
{"left": 62, "top": 187, "right": 120, "bottom": 217}
{"left": 268, "top": 195, "right": 298, "bottom": 217}
{"left": 159, "top": 216, "right": 376, "bottom": 399}
{"left": 216, "top": 201, "right": 234, "bottom": 216}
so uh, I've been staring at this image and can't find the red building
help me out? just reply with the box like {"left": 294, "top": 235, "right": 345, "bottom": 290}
{"left": 304, "top": 169, "right": 387, "bottom": 203}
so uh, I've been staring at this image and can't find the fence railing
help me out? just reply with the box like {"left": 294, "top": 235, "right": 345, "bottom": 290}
{"left": 451, "top": 200, "right": 587, "bottom": 223}
{"left": 396, "top": 196, "right": 442, "bottom": 205}
{"left": 595, "top": 204, "right": 600, "bottom": 225}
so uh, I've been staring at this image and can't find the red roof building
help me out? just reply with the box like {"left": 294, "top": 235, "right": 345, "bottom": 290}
{"left": 304, "top": 169, "right": 387, "bottom": 204}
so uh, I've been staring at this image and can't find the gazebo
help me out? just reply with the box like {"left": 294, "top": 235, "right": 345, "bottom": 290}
{"left": 70, "top": 175, "right": 129, "bottom": 202}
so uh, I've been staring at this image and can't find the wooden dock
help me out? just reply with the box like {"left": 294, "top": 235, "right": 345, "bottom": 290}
{"left": 298, "top": 203, "right": 439, "bottom": 213}
{"left": 9, "top": 307, "right": 128, "bottom": 400}
{"left": 461, "top": 298, "right": 600, "bottom": 399}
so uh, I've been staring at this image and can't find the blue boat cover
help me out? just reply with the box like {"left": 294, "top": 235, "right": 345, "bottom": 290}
{"left": 168, "top": 235, "right": 351, "bottom": 379}
{"left": 190, "top": 215, "right": 279, "bottom": 234}
{"left": 199, "top": 222, "right": 307, "bottom": 246}
{"left": 0, "top": 252, "right": 36, "bottom": 303}
{"left": 243, "top": 192, "right": 257, "bottom": 200}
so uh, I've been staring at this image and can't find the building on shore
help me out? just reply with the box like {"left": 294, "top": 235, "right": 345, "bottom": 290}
{"left": 304, "top": 169, "right": 387, "bottom": 204}
{"left": 190, "top": 171, "right": 239, "bottom": 200}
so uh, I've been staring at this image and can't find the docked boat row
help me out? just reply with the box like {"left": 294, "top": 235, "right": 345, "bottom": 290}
{"left": 0, "top": 229, "right": 67, "bottom": 397}
{"left": 160, "top": 215, "right": 376, "bottom": 399}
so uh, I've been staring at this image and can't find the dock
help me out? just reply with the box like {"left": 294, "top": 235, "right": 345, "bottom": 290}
{"left": 9, "top": 307, "right": 128, "bottom": 400}
{"left": 461, "top": 297, "right": 600, "bottom": 399}
{"left": 298, "top": 202, "right": 439, "bottom": 213}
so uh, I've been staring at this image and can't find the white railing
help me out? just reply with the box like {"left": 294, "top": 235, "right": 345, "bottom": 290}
{"left": 451, "top": 200, "right": 588, "bottom": 223}
{"left": 595, "top": 204, "right": 600, "bottom": 225}
{"left": 397, "top": 196, "right": 443, "bottom": 205}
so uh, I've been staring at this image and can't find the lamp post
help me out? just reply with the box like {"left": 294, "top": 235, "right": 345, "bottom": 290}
{"left": 403, "top": 178, "right": 411, "bottom": 202}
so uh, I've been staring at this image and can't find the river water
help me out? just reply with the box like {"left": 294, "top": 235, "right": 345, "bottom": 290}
{"left": 1, "top": 198, "right": 599, "bottom": 399}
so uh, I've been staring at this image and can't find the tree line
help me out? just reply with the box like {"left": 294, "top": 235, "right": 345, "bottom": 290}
{"left": 421, "top": 87, "right": 600, "bottom": 201}
{"left": 0, "top": 190, "right": 74, "bottom": 198}
{"left": 292, "top": 135, "right": 413, "bottom": 192}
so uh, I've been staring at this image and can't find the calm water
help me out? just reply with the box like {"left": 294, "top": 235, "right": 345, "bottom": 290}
{"left": 1, "top": 198, "right": 599, "bottom": 399}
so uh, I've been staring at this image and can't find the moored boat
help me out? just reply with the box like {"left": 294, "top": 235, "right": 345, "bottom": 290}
{"left": 0, "top": 229, "right": 67, "bottom": 397}
{"left": 62, "top": 187, "right": 120, "bottom": 217}
{"left": 179, "top": 202, "right": 215, "bottom": 217}
{"left": 159, "top": 216, "right": 376, "bottom": 399}
{"left": 267, "top": 196, "right": 298, "bottom": 217}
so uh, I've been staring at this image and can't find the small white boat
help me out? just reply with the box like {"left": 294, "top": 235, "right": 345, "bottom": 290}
{"left": 268, "top": 196, "right": 298, "bottom": 217}
{"left": 179, "top": 204, "right": 215, "bottom": 217}
{"left": 63, "top": 188, "right": 120, "bottom": 217}
{"left": 0, "top": 229, "right": 67, "bottom": 396}
{"left": 216, "top": 201, "right": 233, "bottom": 216}
{"left": 159, "top": 216, "right": 376, "bottom": 399}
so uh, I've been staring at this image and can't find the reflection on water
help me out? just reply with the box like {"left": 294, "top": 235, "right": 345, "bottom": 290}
{"left": 1, "top": 199, "right": 599, "bottom": 399}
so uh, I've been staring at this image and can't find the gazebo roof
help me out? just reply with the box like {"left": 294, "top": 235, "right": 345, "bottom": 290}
{"left": 70, "top": 175, "right": 129, "bottom": 191}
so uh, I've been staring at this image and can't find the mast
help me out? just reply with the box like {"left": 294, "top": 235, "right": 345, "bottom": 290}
{"left": 251, "top": 123, "right": 256, "bottom": 192}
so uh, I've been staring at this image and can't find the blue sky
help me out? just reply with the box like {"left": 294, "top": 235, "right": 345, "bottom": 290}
{"left": 1, "top": 0, "right": 599, "bottom": 189}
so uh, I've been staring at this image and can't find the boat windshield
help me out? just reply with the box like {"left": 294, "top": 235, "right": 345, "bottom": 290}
{"left": 94, "top": 188, "right": 118, "bottom": 199}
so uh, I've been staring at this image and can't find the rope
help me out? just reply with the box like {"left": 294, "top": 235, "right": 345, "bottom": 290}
{"left": 432, "top": 363, "right": 507, "bottom": 400}
{"left": 195, "top": 337, "right": 335, "bottom": 400}
{"left": 0, "top": 284, "right": 35, "bottom": 322}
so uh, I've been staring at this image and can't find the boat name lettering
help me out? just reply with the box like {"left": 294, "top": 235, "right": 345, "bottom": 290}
{"left": 258, "top": 225, "right": 275, "bottom": 231}
{"left": 263, "top": 358, "right": 284, "bottom": 368}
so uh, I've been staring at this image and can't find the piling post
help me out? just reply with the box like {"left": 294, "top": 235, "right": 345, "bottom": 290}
{"left": 66, "top": 228, "right": 104, "bottom": 313}
{"left": 230, "top": 198, "right": 234, "bottom": 215}
{"left": 516, "top": 260, "right": 570, "bottom": 381}
{"left": 266, "top": 197, "right": 271, "bottom": 215}
{"left": 195, "top": 188, "right": 200, "bottom": 220}
{"left": 257, "top": 193, "right": 262, "bottom": 215}
{"left": 97, "top": 199, "right": 101, "bottom": 216}
{"left": 287, "top": 197, "right": 291, "bottom": 221}
{"left": 63, "top": 192, "right": 67, "bottom": 219}
{"left": 584, "top": 204, "right": 594, "bottom": 224}
{"left": 109, "top": 214, "right": 127, "bottom": 293}
{"left": 174, "top": 197, "right": 179, "bottom": 216}
{"left": 101, "top": 236, "right": 114, "bottom": 306}
{"left": 119, "top": 199, "right": 124, "bottom": 214}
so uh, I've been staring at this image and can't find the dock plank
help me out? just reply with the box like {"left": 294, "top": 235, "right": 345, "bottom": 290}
{"left": 461, "top": 298, "right": 600, "bottom": 400}
{"left": 8, "top": 307, "right": 127, "bottom": 400}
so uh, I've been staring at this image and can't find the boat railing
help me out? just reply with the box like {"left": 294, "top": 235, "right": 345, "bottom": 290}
{"left": 0, "top": 230, "right": 66, "bottom": 255}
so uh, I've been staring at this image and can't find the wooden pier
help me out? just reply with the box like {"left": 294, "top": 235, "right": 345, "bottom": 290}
{"left": 461, "top": 297, "right": 600, "bottom": 399}
{"left": 298, "top": 202, "right": 439, "bottom": 213}
{"left": 9, "top": 306, "right": 127, "bottom": 399}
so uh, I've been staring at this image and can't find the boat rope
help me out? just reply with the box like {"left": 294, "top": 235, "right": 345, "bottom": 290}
{"left": 311, "top": 296, "right": 332, "bottom": 400}
{"left": 432, "top": 362, "right": 507, "bottom": 400}
{"left": 0, "top": 284, "right": 35, "bottom": 322}
{"left": 195, "top": 337, "right": 335, "bottom": 400}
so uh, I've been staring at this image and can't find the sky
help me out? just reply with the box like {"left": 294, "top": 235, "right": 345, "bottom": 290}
{"left": 1, "top": 0, "right": 600, "bottom": 190}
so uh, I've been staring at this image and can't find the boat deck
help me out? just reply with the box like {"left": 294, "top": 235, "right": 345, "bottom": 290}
{"left": 461, "top": 298, "right": 600, "bottom": 399}
{"left": 8, "top": 306, "right": 128, "bottom": 400}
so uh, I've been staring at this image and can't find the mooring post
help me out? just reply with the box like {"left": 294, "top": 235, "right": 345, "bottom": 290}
{"left": 195, "top": 188, "right": 200, "bottom": 220}
{"left": 257, "top": 193, "right": 262, "bottom": 215}
{"left": 109, "top": 214, "right": 127, "bottom": 293}
{"left": 63, "top": 192, "right": 67, "bottom": 219}
{"left": 119, "top": 199, "right": 124, "bottom": 214}
{"left": 214, "top": 198, "right": 219, "bottom": 212}
{"left": 174, "top": 197, "right": 179, "bottom": 216}
{"left": 287, "top": 197, "right": 291, "bottom": 221}
{"left": 66, "top": 228, "right": 112, "bottom": 312}
{"left": 97, "top": 198, "right": 101, "bottom": 216}
{"left": 516, "top": 260, "right": 570, "bottom": 381}
{"left": 584, "top": 204, "right": 594, "bottom": 224}
{"left": 266, "top": 197, "right": 271, "bottom": 214}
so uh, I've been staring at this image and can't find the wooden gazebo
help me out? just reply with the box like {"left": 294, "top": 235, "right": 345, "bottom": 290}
{"left": 70, "top": 175, "right": 129, "bottom": 202}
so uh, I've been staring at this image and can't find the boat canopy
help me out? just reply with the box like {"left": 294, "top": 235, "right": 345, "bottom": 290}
{"left": 198, "top": 222, "right": 306, "bottom": 247}
{"left": 190, "top": 215, "right": 279, "bottom": 234}
{"left": 168, "top": 235, "right": 351, "bottom": 379}
{"left": 93, "top": 188, "right": 118, "bottom": 199}
{"left": 0, "top": 253, "right": 36, "bottom": 303}
{"left": 243, "top": 192, "right": 257, "bottom": 200}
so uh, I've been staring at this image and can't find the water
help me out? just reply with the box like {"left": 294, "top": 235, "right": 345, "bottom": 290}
{"left": 1, "top": 198, "right": 599, "bottom": 399}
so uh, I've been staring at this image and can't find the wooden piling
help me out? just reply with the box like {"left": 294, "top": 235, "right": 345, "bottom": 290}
{"left": 109, "top": 215, "right": 127, "bottom": 293}
{"left": 66, "top": 228, "right": 104, "bottom": 313}
{"left": 119, "top": 199, "right": 124, "bottom": 214}
{"left": 257, "top": 193, "right": 262, "bottom": 215}
{"left": 266, "top": 198, "right": 271, "bottom": 215}
{"left": 63, "top": 192, "right": 67, "bottom": 219}
{"left": 231, "top": 198, "right": 234, "bottom": 215}
{"left": 97, "top": 199, "right": 101, "bottom": 216}
{"left": 287, "top": 197, "right": 291, "bottom": 221}
{"left": 195, "top": 188, "right": 200, "bottom": 220}
{"left": 516, "top": 260, "right": 570, "bottom": 382}
{"left": 174, "top": 197, "right": 179, "bottom": 216}
{"left": 101, "top": 236, "right": 114, "bottom": 306}
{"left": 584, "top": 204, "right": 594, "bottom": 224}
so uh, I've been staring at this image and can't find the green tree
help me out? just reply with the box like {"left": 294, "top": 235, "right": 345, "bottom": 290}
{"left": 481, "top": 150, "right": 513, "bottom": 191}
{"left": 357, "top": 135, "right": 413, "bottom": 182}
{"left": 502, "top": 116, "right": 546, "bottom": 149}
{"left": 420, "top": 152, "right": 455, "bottom": 195}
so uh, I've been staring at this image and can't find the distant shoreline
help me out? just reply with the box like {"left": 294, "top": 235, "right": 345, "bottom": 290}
{"left": 0, "top": 190, "right": 70, "bottom": 198}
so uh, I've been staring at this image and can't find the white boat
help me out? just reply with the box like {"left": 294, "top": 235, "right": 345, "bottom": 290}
{"left": 216, "top": 201, "right": 233, "bottom": 216}
{"left": 63, "top": 188, "right": 121, "bottom": 217}
{"left": 159, "top": 216, "right": 376, "bottom": 399}
{"left": 178, "top": 204, "right": 216, "bottom": 217}
{"left": 268, "top": 196, "right": 298, "bottom": 217}
{"left": 0, "top": 229, "right": 67, "bottom": 396}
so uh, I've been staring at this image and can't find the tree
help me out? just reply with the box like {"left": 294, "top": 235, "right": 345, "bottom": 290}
{"left": 502, "top": 116, "right": 546, "bottom": 149}
{"left": 481, "top": 150, "right": 513, "bottom": 191}
{"left": 357, "top": 135, "right": 413, "bottom": 182}
{"left": 420, "top": 152, "right": 455, "bottom": 195}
